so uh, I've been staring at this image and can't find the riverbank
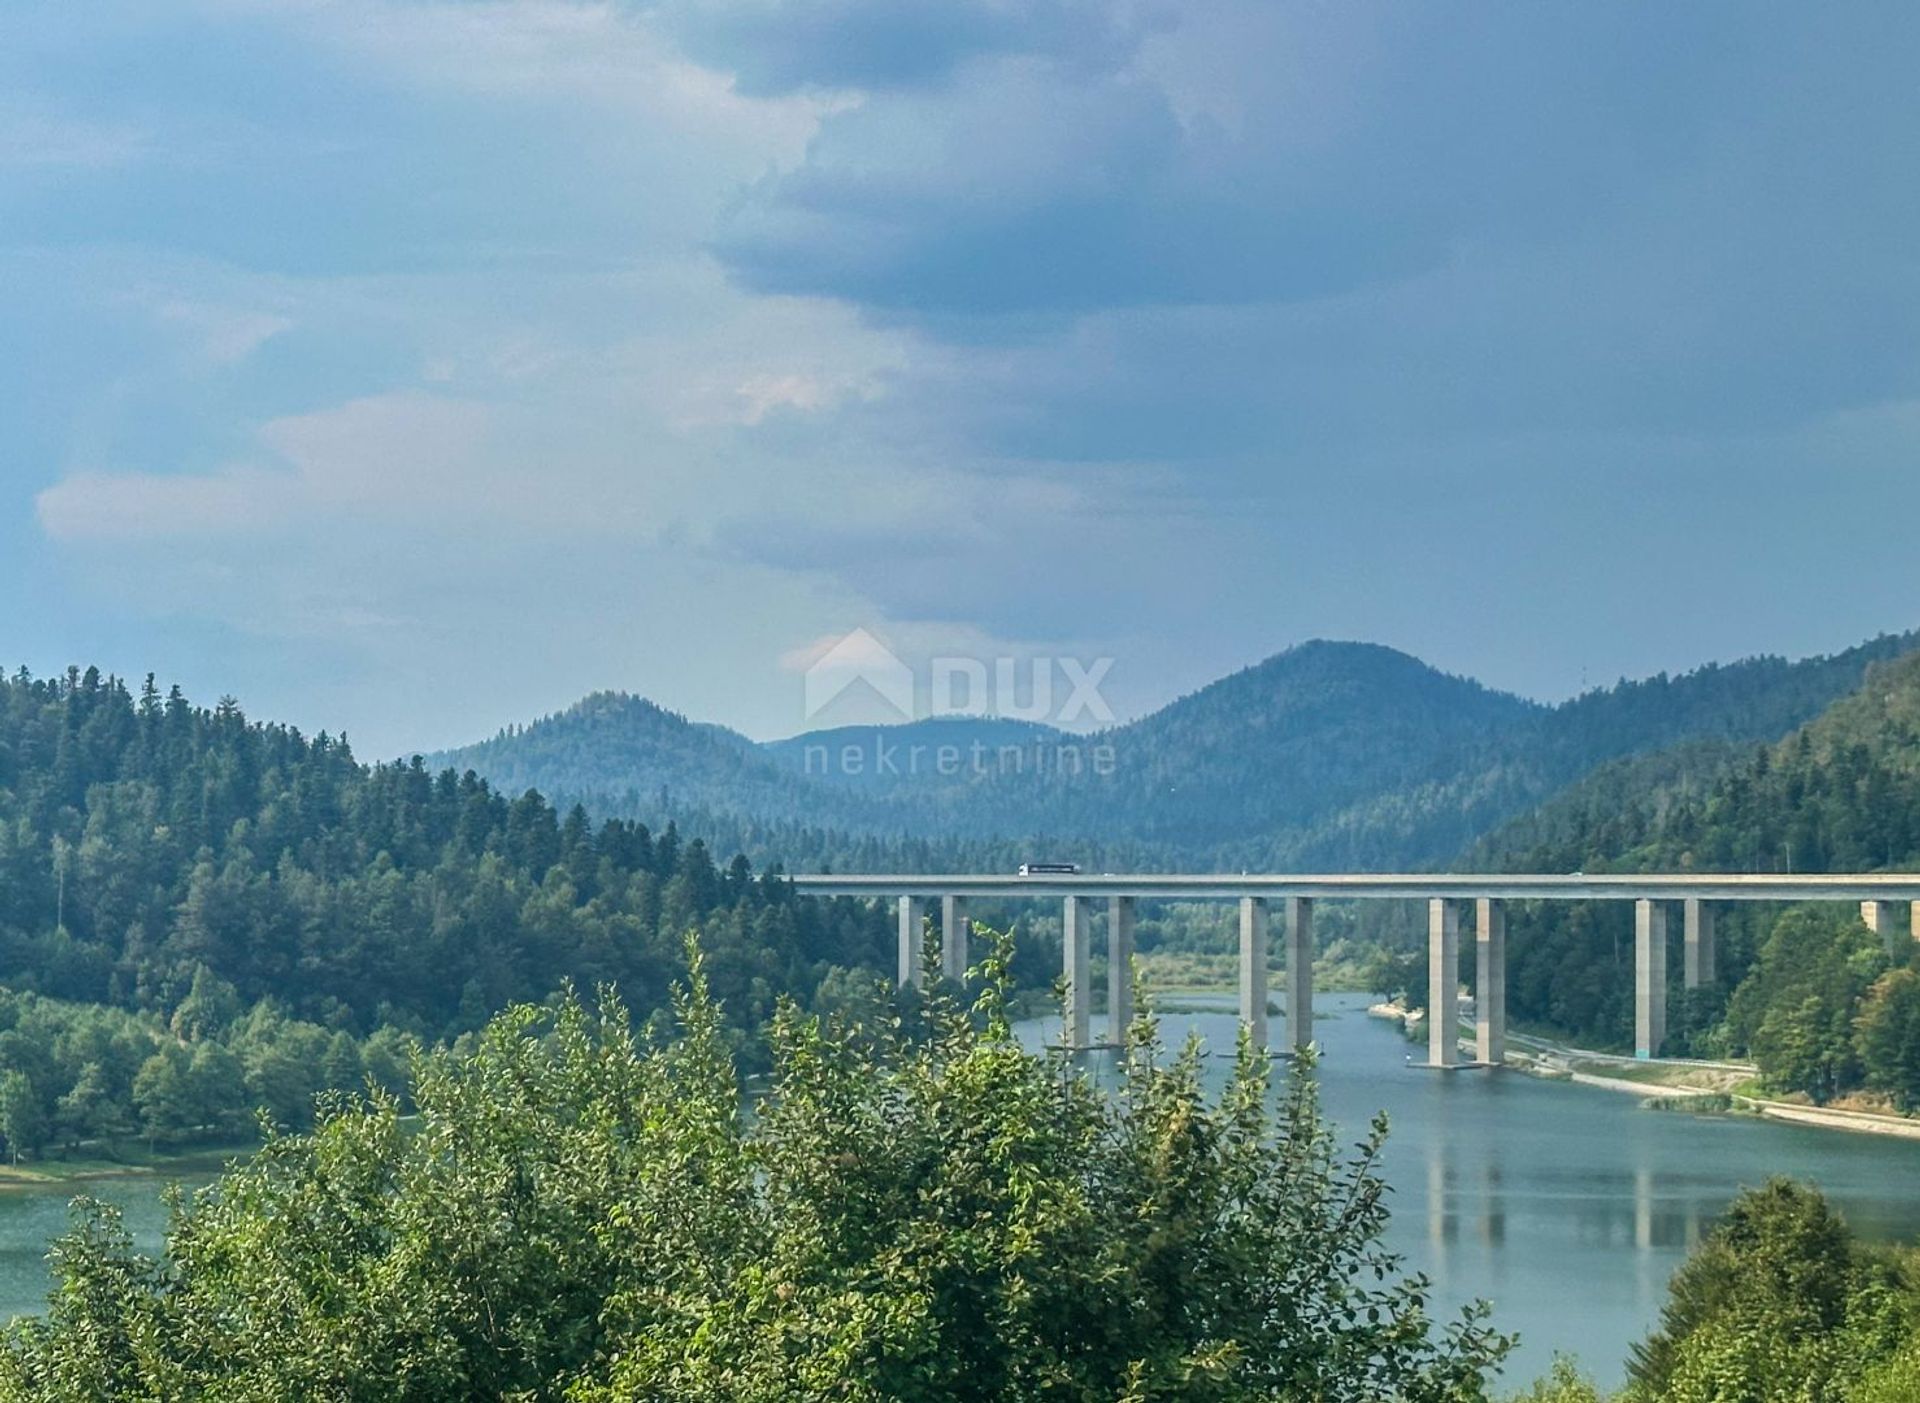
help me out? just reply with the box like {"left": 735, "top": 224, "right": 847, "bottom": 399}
{"left": 1727, "top": 1098, "right": 1920, "bottom": 1142}
{"left": 0, "top": 1142, "right": 255, "bottom": 1192}
{"left": 1513, "top": 1042, "right": 1920, "bottom": 1141}
{"left": 1544, "top": 1066, "right": 1920, "bottom": 1142}
{"left": 1366, "top": 999, "right": 1920, "bottom": 1143}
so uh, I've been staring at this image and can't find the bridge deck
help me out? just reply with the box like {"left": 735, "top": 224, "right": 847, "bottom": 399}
{"left": 789, "top": 872, "right": 1920, "bottom": 902}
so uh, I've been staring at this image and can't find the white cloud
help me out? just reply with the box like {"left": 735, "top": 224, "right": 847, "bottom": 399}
{"left": 259, "top": 392, "right": 492, "bottom": 510}
{"left": 37, "top": 393, "right": 491, "bottom": 543}
{"left": 210, "top": 0, "right": 833, "bottom": 156}
{"left": 148, "top": 298, "right": 294, "bottom": 366}
{"left": 732, "top": 371, "right": 876, "bottom": 425}
{"left": 0, "top": 99, "right": 149, "bottom": 170}
{"left": 37, "top": 466, "right": 299, "bottom": 541}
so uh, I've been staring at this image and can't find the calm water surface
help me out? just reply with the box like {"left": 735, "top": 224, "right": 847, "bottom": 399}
{"left": 0, "top": 996, "right": 1915, "bottom": 1389}
{"left": 1021, "top": 993, "right": 1920, "bottom": 1390}
{"left": 0, "top": 1176, "right": 180, "bottom": 1322}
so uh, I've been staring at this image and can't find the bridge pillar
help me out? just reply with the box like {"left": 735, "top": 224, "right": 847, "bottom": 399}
{"left": 1861, "top": 900, "right": 1915, "bottom": 958}
{"left": 1475, "top": 898, "right": 1505, "bottom": 1065}
{"left": 1108, "top": 896, "right": 1136, "bottom": 1044}
{"left": 1428, "top": 898, "right": 1462, "bottom": 1067}
{"left": 1284, "top": 897, "right": 1313, "bottom": 1049}
{"left": 1635, "top": 899, "right": 1668, "bottom": 1059}
{"left": 1683, "top": 898, "right": 1715, "bottom": 988}
{"left": 1064, "top": 896, "right": 1092, "bottom": 1048}
{"left": 897, "top": 896, "right": 927, "bottom": 988}
{"left": 940, "top": 895, "right": 969, "bottom": 983}
{"left": 1240, "top": 896, "right": 1270, "bottom": 1049}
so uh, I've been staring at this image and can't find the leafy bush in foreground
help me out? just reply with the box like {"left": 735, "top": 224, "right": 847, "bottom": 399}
{"left": 1625, "top": 1179, "right": 1919, "bottom": 1403}
{"left": 0, "top": 934, "right": 1508, "bottom": 1401}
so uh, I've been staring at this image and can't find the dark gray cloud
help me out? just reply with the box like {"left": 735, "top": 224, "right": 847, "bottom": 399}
{"left": 709, "top": 3, "right": 1920, "bottom": 347}
{"left": 713, "top": 64, "right": 1442, "bottom": 319}
{"left": 709, "top": 0, "right": 1920, "bottom": 455}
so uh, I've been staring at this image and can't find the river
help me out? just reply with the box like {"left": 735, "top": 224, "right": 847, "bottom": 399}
{"left": 0, "top": 1175, "right": 181, "bottom": 1323}
{"left": 1018, "top": 992, "right": 1920, "bottom": 1391}
{"left": 0, "top": 994, "right": 1916, "bottom": 1389}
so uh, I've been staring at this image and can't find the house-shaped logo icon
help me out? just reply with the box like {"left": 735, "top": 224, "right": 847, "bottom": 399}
{"left": 803, "top": 628, "right": 915, "bottom": 722}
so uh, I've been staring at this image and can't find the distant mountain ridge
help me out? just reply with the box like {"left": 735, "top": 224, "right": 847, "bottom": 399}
{"left": 428, "top": 631, "right": 1920, "bottom": 873}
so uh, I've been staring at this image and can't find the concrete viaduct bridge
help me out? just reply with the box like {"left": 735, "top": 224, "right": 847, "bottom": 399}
{"left": 790, "top": 873, "right": 1920, "bottom": 1066}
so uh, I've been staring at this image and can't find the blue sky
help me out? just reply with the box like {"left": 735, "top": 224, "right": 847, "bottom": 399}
{"left": 4, "top": 1, "right": 1919, "bottom": 755}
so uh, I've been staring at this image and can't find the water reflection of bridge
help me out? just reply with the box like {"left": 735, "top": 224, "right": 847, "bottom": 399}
{"left": 1421, "top": 1158, "right": 1708, "bottom": 1261}
{"left": 791, "top": 873, "right": 1920, "bottom": 1063}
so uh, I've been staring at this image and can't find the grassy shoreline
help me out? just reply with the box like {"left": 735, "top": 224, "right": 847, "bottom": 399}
{"left": 0, "top": 1142, "right": 256, "bottom": 1192}
{"left": 1131, "top": 950, "right": 1377, "bottom": 998}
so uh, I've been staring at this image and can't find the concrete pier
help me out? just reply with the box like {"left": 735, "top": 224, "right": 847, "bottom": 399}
{"left": 1860, "top": 899, "right": 1919, "bottom": 958}
{"left": 1428, "top": 898, "right": 1461, "bottom": 1067}
{"left": 1284, "top": 896, "right": 1313, "bottom": 1049}
{"left": 1064, "top": 895, "right": 1092, "bottom": 1047}
{"left": 1108, "top": 896, "right": 1136, "bottom": 1043}
{"left": 1635, "top": 899, "right": 1668, "bottom": 1059}
{"left": 941, "top": 895, "right": 969, "bottom": 983}
{"left": 1475, "top": 897, "right": 1505, "bottom": 1065}
{"left": 1240, "top": 896, "right": 1269, "bottom": 1049}
{"left": 898, "top": 895, "right": 926, "bottom": 988}
{"left": 1683, "top": 898, "right": 1714, "bottom": 988}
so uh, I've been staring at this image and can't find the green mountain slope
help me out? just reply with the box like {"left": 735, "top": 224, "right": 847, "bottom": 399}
{"left": 1489, "top": 649, "right": 1920, "bottom": 877}
{"left": 0, "top": 670, "right": 888, "bottom": 1040}
{"left": 0, "top": 666, "right": 897, "bottom": 1164}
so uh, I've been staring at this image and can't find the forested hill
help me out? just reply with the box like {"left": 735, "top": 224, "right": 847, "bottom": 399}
{"left": 1051, "top": 641, "right": 1535, "bottom": 861}
{"left": 1488, "top": 649, "right": 1920, "bottom": 877}
{"left": 427, "top": 692, "right": 844, "bottom": 825}
{"left": 432, "top": 632, "right": 1920, "bottom": 873}
{"left": 1454, "top": 651, "right": 1920, "bottom": 1108}
{"left": 0, "top": 667, "right": 888, "bottom": 1042}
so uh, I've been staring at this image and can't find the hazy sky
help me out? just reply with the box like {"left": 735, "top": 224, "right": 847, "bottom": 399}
{"left": 5, "top": 1, "right": 1920, "bottom": 755}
